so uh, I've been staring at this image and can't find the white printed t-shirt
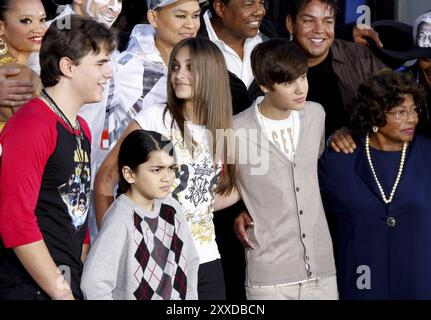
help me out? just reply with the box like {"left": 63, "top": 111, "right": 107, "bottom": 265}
{"left": 254, "top": 97, "right": 301, "bottom": 162}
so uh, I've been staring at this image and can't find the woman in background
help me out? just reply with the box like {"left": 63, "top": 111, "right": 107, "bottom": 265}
{"left": 0, "top": 0, "right": 45, "bottom": 130}
{"left": 107, "top": 0, "right": 201, "bottom": 147}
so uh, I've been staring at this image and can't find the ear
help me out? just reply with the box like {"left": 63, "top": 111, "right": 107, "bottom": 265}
{"left": 122, "top": 166, "right": 135, "bottom": 184}
{"left": 213, "top": 0, "right": 225, "bottom": 19}
{"left": 147, "top": 10, "right": 158, "bottom": 28}
{"left": 59, "top": 56, "right": 74, "bottom": 78}
{"left": 0, "top": 21, "right": 5, "bottom": 37}
{"left": 286, "top": 15, "right": 294, "bottom": 36}
{"left": 259, "top": 85, "right": 270, "bottom": 94}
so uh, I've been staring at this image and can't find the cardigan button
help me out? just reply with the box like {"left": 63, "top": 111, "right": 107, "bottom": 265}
{"left": 387, "top": 217, "right": 396, "bottom": 227}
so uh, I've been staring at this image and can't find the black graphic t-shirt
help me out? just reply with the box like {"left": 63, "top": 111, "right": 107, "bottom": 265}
{"left": 0, "top": 98, "right": 91, "bottom": 298}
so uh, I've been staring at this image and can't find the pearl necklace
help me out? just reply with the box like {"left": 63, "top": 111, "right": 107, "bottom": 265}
{"left": 257, "top": 102, "right": 296, "bottom": 161}
{"left": 365, "top": 134, "right": 407, "bottom": 204}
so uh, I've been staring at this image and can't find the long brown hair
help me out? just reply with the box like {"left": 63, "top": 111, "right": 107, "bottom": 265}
{"left": 166, "top": 37, "right": 236, "bottom": 194}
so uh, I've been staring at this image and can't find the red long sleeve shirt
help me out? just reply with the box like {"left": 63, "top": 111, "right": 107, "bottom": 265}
{"left": 0, "top": 98, "right": 92, "bottom": 298}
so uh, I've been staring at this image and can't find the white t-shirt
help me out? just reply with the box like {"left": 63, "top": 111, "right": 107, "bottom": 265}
{"left": 254, "top": 97, "right": 300, "bottom": 162}
{"left": 134, "top": 104, "right": 221, "bottom": 264}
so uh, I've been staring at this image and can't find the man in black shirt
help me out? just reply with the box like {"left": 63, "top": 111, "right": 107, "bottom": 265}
{"left": 307, "top": 51, "right": 345, "bottom": 137}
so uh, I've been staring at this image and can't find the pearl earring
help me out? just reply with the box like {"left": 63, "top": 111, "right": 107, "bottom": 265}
{"left": 372, "top": 126, "right": 379, "bottom": 133}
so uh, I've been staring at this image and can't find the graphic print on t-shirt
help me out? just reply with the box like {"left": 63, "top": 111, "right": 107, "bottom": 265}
{"left": 58, "top": 147, "right": 91, "bottom": 231}
{"left": 257, "top": 105, "right": 300, "bottom": 162}
{"left": 185, "top": 159, "right": 213, "bottom": 207}
{"left": 170, "top": 127, "right": 221, "bottom": 245}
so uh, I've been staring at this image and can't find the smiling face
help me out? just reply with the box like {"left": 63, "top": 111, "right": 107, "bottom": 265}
{"left": 287, "top": 0, "right": 335, "bottom": 67}
{"left": 263, "top": 74, "right": 309, "bottom": 117}
{"left": 71, "top": 48, "right": 113, "bottom": 105}
{"left": 215, "top": 0, "right": 266, "bottom": 39}
{"left": 170, "top": 45, "right": 194, "bottom": 103}
{"left": 81, "top": 0, "right": 122, "bottom": 28}
{"left": 149, "top": 0, "right": 200, "bottom": 50}
{"left": 0, "top": 0, "right": 46, "bottom": 60}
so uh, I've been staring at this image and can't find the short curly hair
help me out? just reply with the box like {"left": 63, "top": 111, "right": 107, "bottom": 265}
{"left": 350, "top": 70, "right": 427, "bottom": 134}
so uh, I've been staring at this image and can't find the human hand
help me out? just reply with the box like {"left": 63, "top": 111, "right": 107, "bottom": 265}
{"left": 329, "top": 127, "right": 356, "bottom": 154}
{"left": 353, "top": 25, "right": 383, "bottom": 48}
{"left": 0, "top": 67, "right": 34, "bottom": 107}
{"left": 234, "top": 210, "right": 255, "bottom": 249}
{"left": 52, "top": 290, "right": 75, "bottom": 300}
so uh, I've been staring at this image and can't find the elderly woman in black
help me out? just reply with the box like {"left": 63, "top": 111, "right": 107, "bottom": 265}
{"left": 319, "top": 70, "right": 431, "bottom": 299}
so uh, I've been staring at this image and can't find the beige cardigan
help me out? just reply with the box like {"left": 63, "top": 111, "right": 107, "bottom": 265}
{"left": 233, "top": 100, "right": 336, "bottom": 287}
